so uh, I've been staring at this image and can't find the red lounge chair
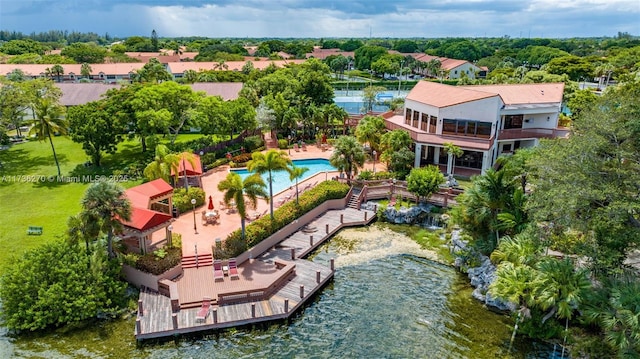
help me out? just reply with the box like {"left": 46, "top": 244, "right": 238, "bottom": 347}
{"left": 213, "top": 260, "right": 224, "bottom": 282}
{"left": 196, "top": 297, "right": 211, "bottom": 322}
{"left": 228, "top": 259, "right": 240, "bottom": 280}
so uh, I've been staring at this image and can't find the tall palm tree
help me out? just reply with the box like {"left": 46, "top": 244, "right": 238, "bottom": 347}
{"left": 81, "top": 180, "right": 132, "bottom": 258}
{"left": 288, "top": 164, "right": 309, "bottom": 205}
{"left": 217, "top": 172, "right": 267, "bottom": 239}
{"left": 247, "top": 149, "right": 291, "bottom": 221}
{"left": 29, "top": 98, "right": 67, "bottom": 177}
{"left": 80, "top": 63, "right": 92, "bottom": 80}
{"left": 330, "top": 135, "right": 365, "bottom": 183}
{"left": 67, "top": 212, "right": 100, "bottom": 256}
{"left": 143, "top": 144, "right": 180, "bottom": 183}
{"left": 537, "top": 258, "right": 591, "bottom": 357}
{"left": 443, "top": 142, "right": 463, "bottom": 176}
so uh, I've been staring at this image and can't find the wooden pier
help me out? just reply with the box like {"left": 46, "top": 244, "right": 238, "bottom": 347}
{"left": 135, "top": 207, "right": 375, "bottom": 340}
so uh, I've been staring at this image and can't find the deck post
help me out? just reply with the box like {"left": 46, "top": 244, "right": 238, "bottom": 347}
{"left": 138, "top": 299, "right": 144, "bottom": 316}
{"left": 212, "top": 308, "right": 218, "bottom": 323}
{"left": 290, "top": 248, "right": 295, "bottom": 260}
{"left": 135, "top": 318, "right": 141, "bottom": 334}
{"left": 340, "top": 214, "right": 344, "bottom": 223}
{"left": 284, "top": 299, "right": 289, "bottom": 312}
{"left": 251, "top": 303, "right": 256, "bottom": 318}
{"left": 300, "top": 285, "right": 304, "bottom": 298}
{"left": 330, "top": 258, "right": 335, "bottom": 271}
{"left": 172, "top": 313, "right": 178, "bottom": 330}
{"left": 364, "top": 211, "right": 368, "bottom": 221}
{"left": 316, "top": 270, "right": 321, "bottom": 283}
{"left": 325, "top": 224, "right": 329, "bottom": 234}
{"left": 310, "top": 235, "right": 313, "bottom": 246}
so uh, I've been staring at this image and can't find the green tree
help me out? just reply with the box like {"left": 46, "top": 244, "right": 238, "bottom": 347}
{"left": 329, "top": 136, "right": 366, "bottom": 183}
{"left": 217, "top": 172, "right": 267, "bottom": 240}
{"left": 50, "top": 64, "right": 64, "bottom": 82}
{"left": 0, "top": 240, "right": 126, "bottom": 331}
{"left": 443, "top": 142, "right": 463, "bottom": 175}
{"left": 0, "top": 39, "right": 45, "bottom": 55}
{"left": 143, "top": 144, "right": 180, "bottom": 183}
{"left": 29, "top": 98, "right": 67, "bottom": 177}
{"left": 132, "top": 58, "right": 172, "bottom": 83}
{"left": 80, "top": 62, "right": 92, "bottom": 80}
{"left": 406, "top": 165, "right": 445, "bottom": 203}
{"left": 288, "top": 164, "right": 309, "bottom": 205}
{"left": 354, "top": 115, "right": 386, "bottom": 153}
{"left": 247, "top": 150, "right": 291, "bottom": 221}
{"left": 362, "top": 85, "right": 386, "bottom": 113}
{"left": 380, "top": 129, "right": 412, "bottom": 165}
{"left": 150, "top": 29, "right": 159, "bottom": 52}
{"left": 81, "top": 180, "right": 132, "bottom": 258}
{"left": 0, "top": 79, "right": 30, "bottom": 137}
{"left": 67, "top": 100, "right": 124, "bottom": 166}
{"left": 60, "top": 42, "right": 107, "bottom": 63}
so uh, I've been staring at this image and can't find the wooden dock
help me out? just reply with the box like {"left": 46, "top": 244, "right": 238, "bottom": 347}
{"left": 135, "top": 207, "right": 375, "bottom": 340}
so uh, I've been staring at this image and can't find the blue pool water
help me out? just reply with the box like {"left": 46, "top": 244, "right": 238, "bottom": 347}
{"left": 232, "top": 158, "right": 337, "bottom": 195}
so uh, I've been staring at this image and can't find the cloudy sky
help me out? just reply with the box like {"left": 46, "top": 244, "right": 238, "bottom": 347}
{"left": 0, "top": 0, "right": 638, "bottom": 39}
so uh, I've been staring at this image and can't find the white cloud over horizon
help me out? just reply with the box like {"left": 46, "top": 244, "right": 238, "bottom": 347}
{"left": 0, "top": 0, "right": 638, "bottom": 38}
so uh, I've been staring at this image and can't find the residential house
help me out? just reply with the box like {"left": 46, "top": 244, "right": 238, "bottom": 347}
{"left": 166, "top": 59, "right": 306, "bottom": 78}
{"left": 396, "top": 52, "right": 483, "bottom": 79}
{"left": 0, "top": 63, "right": 146, "bottom": 83}
{"left": 384, "top": 81, "right": 567, "bottom": 176}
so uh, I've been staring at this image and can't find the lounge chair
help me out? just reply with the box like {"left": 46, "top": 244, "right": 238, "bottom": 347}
{"left": 213, "top": 260, "right": 224, "bottom": 282}
{"left": 195, "top": 297, "right": 211, "bottom": 322}
{"left": 301, "top": 143, "right": 307, "bottom": 151}
{"left": 294, "top": 143, "right": 300, "bottom": 152}
{"left": 228, "top": 258, "right": 240, "bottom": 280}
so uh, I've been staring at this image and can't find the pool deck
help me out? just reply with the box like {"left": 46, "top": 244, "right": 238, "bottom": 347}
{"left": 134, "top": 144, "right": 380, "bottom": 340}
{"left": 135, "top": 207, "right": 375, "bottom": 340}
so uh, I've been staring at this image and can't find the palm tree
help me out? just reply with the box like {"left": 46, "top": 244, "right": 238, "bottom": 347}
{"left": 217, "top": 172, "right": 268, "bottom": 239}
{"left": 29, "top": 98, "right": 67, "bottom": 177}
{"left": 329, "top": 135, "right": 366, "bottom": 183}
{"left": 81, "top": 180, "right": 132, "bottom": 258}
{"left": 443, "top": 142, "right": 463, "bottom": 176}
{"left": 247, "top": 149, "right": 291, "bottom": 221}
{"left": 490, "top": 261, "right": 541, "bottom": 353}
{"left": 80, "top": 63, "right": 92, "bottom": 80}
{"left": 143, "top": 144, "right": 180, "bottom": 183}
{"left": 288, "top": 164, "right": 309, "bottom": 205}
{"left": 67, "top": 213, "right": 99, "bottom": 256}
{"left": 495, "top": 188, "right": 528, "bottom": 236}
{"left": 355, "top": 115, "right": 386, "bottom": 153}
{"left": 537, "top": 258, "right": 591, "bottom": 357}
{"left": 50, "top": 64, "right": 64, "bottom": 83}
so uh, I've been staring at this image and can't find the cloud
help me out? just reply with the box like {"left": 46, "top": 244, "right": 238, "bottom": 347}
{"left": 0, "top": 0, "right": 638, "bottom": 38}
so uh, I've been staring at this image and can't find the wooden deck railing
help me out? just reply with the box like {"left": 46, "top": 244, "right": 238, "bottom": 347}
{"left": 217, "top": 260, "right": 296, "bottom": 305}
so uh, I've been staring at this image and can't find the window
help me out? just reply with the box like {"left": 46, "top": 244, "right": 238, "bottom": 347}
{"left": 442, "top": 119, "right": 492, "bottom": 138}
{"left": 412, "top": 111, "right": 419, "bottom": 128}
{"left": 421, "top": 113, "right": 428, "bottom": 131}
{"left": 504, "top": 115, "right": 523, "bottom": 129}
{"left": 502, "top": 143, "right": 512, "bottom": 152}
{"left": 429, "top": 116, "right": 437, "bottom": 133}
{"left": 405, "top": 109, "right": 412, "bottom": 125}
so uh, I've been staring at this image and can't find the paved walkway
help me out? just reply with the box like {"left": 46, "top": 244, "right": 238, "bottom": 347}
{"left": 168, "top": 144, "right": 384, "bottom": 257}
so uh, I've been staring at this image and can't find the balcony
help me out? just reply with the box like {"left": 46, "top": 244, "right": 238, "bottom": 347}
{"left": 498, "top": 128, "right": 569, "bottom": 141}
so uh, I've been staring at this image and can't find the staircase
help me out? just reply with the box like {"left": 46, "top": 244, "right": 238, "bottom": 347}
{"left": 347, "top": 189, "right": 361, "bottom": 209}
{"left": 181, "top": 253, "right": 213, "bottom": 269}
{"left": 264, "top": 130, "right": 279, "bottom": 149}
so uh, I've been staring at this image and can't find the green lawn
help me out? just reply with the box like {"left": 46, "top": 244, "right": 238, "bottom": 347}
{"left": 0, "top": 134, "right": 211, "bottom": 272}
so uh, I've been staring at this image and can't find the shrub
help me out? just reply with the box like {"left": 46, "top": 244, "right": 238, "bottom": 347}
{"left": 201, "top": 152, "right": 217, "bottom": 167}
{"left": 243, "top": 135, "right": 264, "bottom": 152}
{"left": 219, "top": 181, "right": 350, "bottom": 258}
{"left": 373, "top": 171, "right": 394, "bottom": 180}
{"left": 172, "top": 187, "right": 206, "bottom": 214}
{"left": 278, "top": 139, "right": 289, "bottom": 149}
{"left": 358, "top": 170, "right": 373, "bottom": 180}
{"left": 135, "top": 247, "right": 182, "bottom": 275}
{"left": 231, "top": 152, "right": 253, "bottom": 164}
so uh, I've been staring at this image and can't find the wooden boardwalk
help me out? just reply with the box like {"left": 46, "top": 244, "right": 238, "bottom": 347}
{"left": 135, "top": 207, "right": 375, "bottom": 340}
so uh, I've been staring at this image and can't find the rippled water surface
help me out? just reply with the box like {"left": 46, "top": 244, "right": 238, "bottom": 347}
{"left": 1, "top": 225, "right": 553, "bottom": 358}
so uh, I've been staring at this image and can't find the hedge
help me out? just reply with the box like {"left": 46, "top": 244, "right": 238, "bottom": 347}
{"left": 218, "top": 181, "right": 350, "bottom": 259}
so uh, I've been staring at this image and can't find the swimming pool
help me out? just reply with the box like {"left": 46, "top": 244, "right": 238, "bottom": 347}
{"left": 231, "top": 158, "right": 337, "bottom": 195}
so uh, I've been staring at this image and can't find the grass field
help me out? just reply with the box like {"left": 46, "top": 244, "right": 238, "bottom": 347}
{"left": 0, "top": 134, "right": 207, "bottom": 273}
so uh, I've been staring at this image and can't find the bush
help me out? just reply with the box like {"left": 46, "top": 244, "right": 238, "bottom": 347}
{"left": 172, "top": 187, "right": 206, "bottom": 214}
{"left": 278, "top": 139, "right": 289, "bottom": 149}
{"left": 243, "top": 135, "right": 264, "bottom": 151}
{"left": 135, "top": 247, "right": 182, "bottom": 275}
{"left": 201, "top": 152, "right": 217, "bottom": 167}
{"left": 0, "top": 240, "right": 127, "bottom": 331}
{"left": 231, "top": 152, "right": 253, "bottom": 164}
{"left": 219, "top": 181, "right": 350, "bottom": 258}
{"left": 358, "top": 170, "right": 373, "bottom": 180}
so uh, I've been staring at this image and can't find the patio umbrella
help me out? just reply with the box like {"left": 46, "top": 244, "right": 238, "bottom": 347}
{"left": 208, "top": 195, "right": 214, "bottom": 210}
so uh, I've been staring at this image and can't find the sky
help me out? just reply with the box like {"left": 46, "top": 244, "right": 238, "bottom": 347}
{"left": 0, "top": 0, "right": 638, "bottom": 39}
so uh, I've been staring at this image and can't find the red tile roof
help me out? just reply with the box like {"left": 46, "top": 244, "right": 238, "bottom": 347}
{"left": 57, "top": 83, "right": 120, "bottom": 106}
{"left": 166, "top": 59, "right": 305, "bottom": 73}
{"left": 461, "top": 83, "right": 565, "bottom": 105}
{"left": 189, "top": 82, "right": 243, "bottom": 100}
{"left": 172, "top": 153, "right": 202, "bottom": 177}
{"left": 123, "top": 207, "right": 173, "bottom": 231}
{"left": 125, "top": 179, "right": 173, "bottom": 209}
{"left": 305, "top": 48, "right": 355, "bottom": 60}
{"left": 406, "top": 81, "right": 498, "bottom": 108}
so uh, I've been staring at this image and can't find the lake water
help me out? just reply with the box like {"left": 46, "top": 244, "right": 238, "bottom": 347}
{"left": 0, "top": 224, "right": 555, "bottom": 358}
{"left": 232, "top": 158, "right": 337, "bottom": 195}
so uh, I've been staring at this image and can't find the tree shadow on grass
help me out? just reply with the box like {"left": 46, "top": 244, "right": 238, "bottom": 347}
{"left": 0, "top": 147, "right": 52, "bottom": 176}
